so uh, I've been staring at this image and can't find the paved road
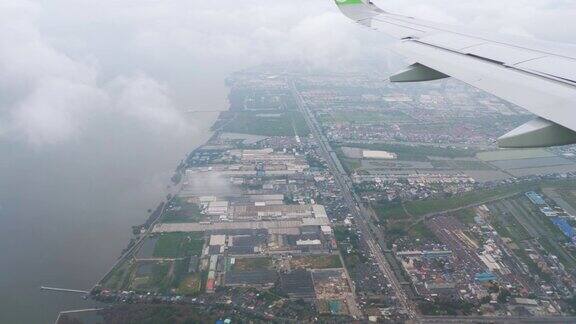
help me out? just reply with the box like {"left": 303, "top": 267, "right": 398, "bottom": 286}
{"left": 289, "top": 80, "right": 417, "bottom": 319}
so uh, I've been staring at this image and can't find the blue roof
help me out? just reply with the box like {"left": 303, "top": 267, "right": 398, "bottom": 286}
{"left": 475, "top": 272, "right": 497, "bottom": 282}
{"left": 526, "top": 191, "right": 546, "bottom": 205}
{"left": 551, "top": 217, "right": 575, "bottom": 239}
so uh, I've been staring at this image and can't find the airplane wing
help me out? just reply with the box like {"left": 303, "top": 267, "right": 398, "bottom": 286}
{"left": 334, "top": 0, "right": 576, "bottom": 148}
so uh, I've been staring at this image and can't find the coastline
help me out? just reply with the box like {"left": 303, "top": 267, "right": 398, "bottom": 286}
{"left": 91, "top": 109, "right": 226, "bottom": 293}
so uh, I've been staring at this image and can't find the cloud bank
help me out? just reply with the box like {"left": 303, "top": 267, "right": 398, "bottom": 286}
{"left": 0, "top": 0, "right": 574, "bottom": 146}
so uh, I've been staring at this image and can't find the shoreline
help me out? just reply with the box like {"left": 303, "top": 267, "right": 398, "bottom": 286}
{"left": 90, "top": 107, "right": 226, "bottom": 293}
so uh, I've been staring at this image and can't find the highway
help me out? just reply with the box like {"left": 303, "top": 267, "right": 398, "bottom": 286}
{"left": 289, "top": 80, "right": 417, "bottom": 319}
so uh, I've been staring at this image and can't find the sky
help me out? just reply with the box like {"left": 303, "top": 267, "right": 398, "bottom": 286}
{"left": 1, "top": 0, "right": 575, "bottom": 149}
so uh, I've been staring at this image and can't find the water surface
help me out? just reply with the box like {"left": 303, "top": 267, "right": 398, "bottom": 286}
{"left": 0, "top": 110, "right": 217, "bottom": 323}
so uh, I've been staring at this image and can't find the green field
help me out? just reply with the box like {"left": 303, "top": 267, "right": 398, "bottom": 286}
{"left": 373, "top": 201, "right": 409, "bottom": 222}
{"left": 333, "top": 147, "right": 362, "bottom": 173}
{"left": 230, "top": 257, "right": 273, "bottom": 271}
{"left": 290, "top": 254, "right": 342, "bottom": 269}
{"left": 131, "top": 261, "right": 173, "bottom": 292}
{"left": 554, "top": 189, "right": 576, "bottom": 213}
{"left": 408, "top": 221, "right": 438, "bottom": 241}
{"left": 101, "top": 260, "right": 135, "bottom": 291}
{"left": 337, "top": 143, "right": 476, "bottom": 162}
{"left": 488, "top": 210, "right": 531, "bottom": 243}
{"left": 153, "top": 233, "right": 205, "bottom": 258}
{"left": 128, "top": 259, "right": 191, "bottom": 293}
{"left": 334, "top": 226, "right": 367, "bottom": 269}
{"left": 404, "top": 183, "right": 540, "bottom": 217}
{"left": 454, "top": 208, "right": 477, "bottom": 224}
{"left": 490, "top": 196, "right": 576, "bottom": 270}
{"left": 484, "top": 205, "right": 553, "bottom": 281}
{"left": 477, "top": 148, "right": 555, "bottom": 161}
{"left": 176, "top": 273, "right": 202, "bottom": 295}
{"left": 376, "top": 182, "right": 555, "bottom": 244}
{"left": 431, "top": 160, "right": 495, "bottom": 170}
{"left": 162, "top": 197, "right": 205, "bottom": 223}
{"left": 321, "top": 110, "right": 415, "bottom": 124}
{"left": 222, "top": 110, "right": 309, "bottom": 137}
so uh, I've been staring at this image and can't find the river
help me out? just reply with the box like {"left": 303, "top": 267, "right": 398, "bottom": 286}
{"left": 0, "top": 107, "right": 219, "bottom": 323}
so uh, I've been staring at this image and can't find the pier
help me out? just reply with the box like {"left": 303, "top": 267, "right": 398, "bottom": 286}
{"left": 55, "top": 308, "right": 103, "bottom": 324}
{"left": 40, "top": 286, "right": 90, "bottom": 294}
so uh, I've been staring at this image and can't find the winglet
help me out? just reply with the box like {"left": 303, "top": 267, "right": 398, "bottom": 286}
{"left": 334, "top": 0, "right": 384, "bottom": 23}
{"left": 498, "top": 117, "right": 576, "bottom": 148}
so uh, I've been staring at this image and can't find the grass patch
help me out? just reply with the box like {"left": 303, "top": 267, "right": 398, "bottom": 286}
{"left": 325, "top": 110, "right": 414, "bottom": 124}
{"left": 431, "top": 160, "right": 494, "bottom": 170}
{"left": 408, "top": 221, "right": 438, "bottom": 241}
{"left": 455, "top": 208, "right": 477, "bottom": 224}
{"left": 490, "top": 217, "right": 513, "bottom": 239}
{"left": 102, "top": 260, "right": 134, "bottom": 291}
{"left": 176, "top": 273, "right": 202, "bottom": 296}
{"left": 290, "top": 255, "right": 342, "bottom": 269}
{"left": 405, "top": 183, "right": 539, "bottom": 217}
{"left": 334, "top": 226, "right": 367, "bottom": 270}
{"left": 538, "top": 238, "right": 571, "bottom": 264}
{"left": 373, "top": 201, "right": 409, "bottom": 222}
{"left": 222, "top": 110, "right": 309, "bottom": 136}
{"left": 340, "top": 158, "right": 361, "bottom": 174}
{"left": 231, "top": 257, "right": 272, "bottom": 271}
{"left": 477, "top": 148, "right": 554, "bottom": 161}
{"left": 131, "top": 261, "right": 172, "bottom": 293}
{"left": 337, "top": 143, "right": 476, "bottom": 161}
{"left": 489, "top": 213, "right": 530, "bottom": 243}
{"left": 333, "top": 147, "right": 361, "bottom": 174}
{"left": 153, "top": 233, "right": 205, "bottom": 258}
{"left": 162, "top": 197, "right": 205, "bottom": 223}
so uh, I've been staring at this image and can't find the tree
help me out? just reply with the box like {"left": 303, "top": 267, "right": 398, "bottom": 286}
{"left": 497, "top": 289, "right": 511, "bottom": 303}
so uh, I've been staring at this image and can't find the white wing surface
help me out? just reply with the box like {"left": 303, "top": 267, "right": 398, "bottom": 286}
{"left": 334, "top": 0, "right": 576, "bottom": 148}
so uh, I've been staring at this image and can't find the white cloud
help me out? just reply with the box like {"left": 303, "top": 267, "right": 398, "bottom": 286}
{"left": 108, "top": 74, "right": 188, "bottom": 134}
{"left": 11, "top": 78, "right": 107, "bottom": 145}
{"left": 0, "top": 0, "right": 191, "bottom": 146}
{"left": 0, "top": 0, "right": 574, "bottom": 146}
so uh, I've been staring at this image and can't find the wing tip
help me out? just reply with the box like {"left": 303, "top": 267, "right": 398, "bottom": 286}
{"left": 335, "top": 0, "right": 366, "bottom": 5}
{"left": 334, "top": 0, "right": 384, "bottom": 21}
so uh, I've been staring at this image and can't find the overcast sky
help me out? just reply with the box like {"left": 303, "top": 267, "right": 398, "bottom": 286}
{"left": 1, "top": 0, "right": 575, "bottom": 147}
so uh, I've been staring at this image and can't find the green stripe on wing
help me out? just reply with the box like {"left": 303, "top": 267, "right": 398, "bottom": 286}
{"left": 335, "top": 0, "right": 363, "bottom": 5}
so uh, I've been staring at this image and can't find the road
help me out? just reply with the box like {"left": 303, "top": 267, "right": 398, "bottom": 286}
{"left": 289, "top": 80, "right": 417, "bottom": 319}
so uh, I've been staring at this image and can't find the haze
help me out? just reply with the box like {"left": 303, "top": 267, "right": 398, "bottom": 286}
{"left": 0, "top": 0, "right": 575, "bottom": 322}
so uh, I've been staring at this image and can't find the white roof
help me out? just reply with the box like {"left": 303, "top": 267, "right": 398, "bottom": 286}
{"left": 362, "top": 150, "right": 397, "bottom": 160}
{"left": 321, "top": 225, "right": 332, "bottom": 234}
{"left": 312, "top": 205, "right": 328, "bottom": 219}
{"left": 296, "top": 239, "right": 322, "bottom": 246}
{"left": 209, "top": 234, "right": 226, "bottom": 246}
{"left": 209, "top": 201, "right": 229, "bottom": 208}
